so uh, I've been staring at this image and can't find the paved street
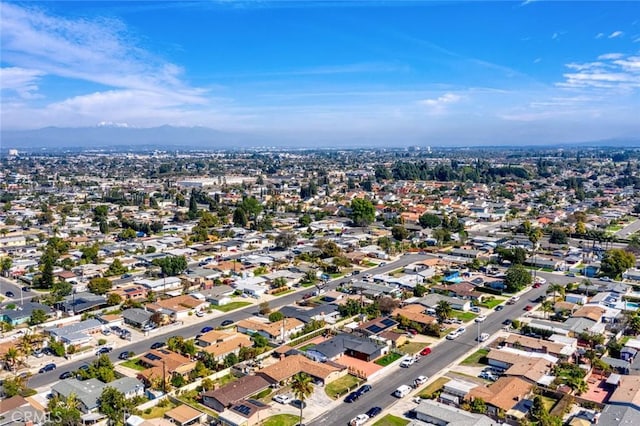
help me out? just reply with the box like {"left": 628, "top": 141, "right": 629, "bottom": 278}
{"left": 615, "top": 219, "right": 640, "bottom": 239}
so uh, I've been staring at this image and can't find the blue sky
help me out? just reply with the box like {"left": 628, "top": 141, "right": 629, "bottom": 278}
{"left": 1, "top": 0, "right": 639, "bottom": 145}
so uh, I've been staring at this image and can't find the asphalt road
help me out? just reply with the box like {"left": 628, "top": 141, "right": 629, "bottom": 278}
{"left": 0, "top": 277, "right": 35, "bottom": 306}
{"left": 24, "top": 254, "right": 424, "bottom": 389}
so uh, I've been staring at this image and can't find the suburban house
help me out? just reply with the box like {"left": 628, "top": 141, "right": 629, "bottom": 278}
{"left": 51, "top": 377, "right": 145, "bottom": 413}
{"left": 202, "top": 375, "right": 272, "bottom": 412}
{"left": 278, "top": 304, "right": 340, "bottom": 324}
{"left": 0, "top": 395, "right": 46, "bottom": 425}
{"left": 164, "top": 404, "right": 207, "bottom": 426}
{"left": 466, "top": 376, "right": 534, "bottom": 418}
{"left": 598, "top": 375, "right": 640, "bottom": 424}
{"left": 306, "top": 333, "right": 388, "bottom": 362}
{"left": 501, "top": 334, "right": 575, "bottom": 358}
{"left": 256, "top": 354, "right": 346, "bottom": 385}
{"left": 392, "top": 304, "right": 437, "bottom": 329}
{"left": 136, "top": 349, "right": 197, "bottom": 386}
{"left": 236, "top": 317, "right": 304, "bottom": 343}
{"left": 356, "top": 316, "right": 399, "bottom": 336}
{"left": 45, "top": 318, "right": 103, "bottom": 347}
{"left": 414, "top": 399, "right": 494, "bottom": 426}
{"left": 417, "top": 293, "right": 472, "bottom": 312}
{"left": 196, "top": 330, "right": 252, "bottom": 362}
{"left": 431, "top": 282, "right": 485, "bottom": 302}
{"left": 122, "top": 308, "right": 154, "bottom": 329}
{"left": 145, "top": 295, "right": 209, "bottom": 321}
{"left": 110, "top": 284, "right": 148, "bottom": 302}
{"left": 198, "top": 285, "right": 235, "bottom": 306}
{"left": 0, "top": 302, "right": 54, "bottom": 326}
{"left": 486, "top": 348, "right": 559, "bottom": 372}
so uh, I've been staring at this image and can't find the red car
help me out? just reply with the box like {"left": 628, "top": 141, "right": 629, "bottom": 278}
{"left": 420, "top": 347, "right": 432, "bottom": 356}
{"left": 524, "top": 305, "right": 533, "bottom": 311}
{"left": 533, "top": 283, "right": 541, "bottom": 288}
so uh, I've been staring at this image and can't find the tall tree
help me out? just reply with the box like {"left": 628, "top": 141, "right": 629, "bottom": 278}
{"left": 188, "top": 189, "right": 199, "bottom": 220}
{"left": 504, "top": 264, "right": 532, "bottom": 292}
{"left": 47, "top": 393, "right": 82, "bottom": 426}
{"left": 435, "top": 300, "right": 453, "bottom": 323}
{"left": 291, "top": 373, "right": 314, "bottom": 426}
{"left": 600, "top": 249, "right": 635, "bottom": 279}
{"left": 99, "top": 386, "right": 132, "bottom": 426}
{"left": 349, "top": 198, "right": 375, "bottom": 227}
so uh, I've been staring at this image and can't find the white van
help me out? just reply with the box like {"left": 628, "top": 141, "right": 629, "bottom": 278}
{"left": 394, "top": 385, "right": 412, "bottom": 398}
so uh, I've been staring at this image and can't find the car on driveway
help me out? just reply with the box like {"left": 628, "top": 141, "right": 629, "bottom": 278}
{"left": 349, "top": 414, "right": 369, "bottom": 426}
{"left": 344, "top": 392, "right": 360, "bottom": 403}
{"left": 420, "top": 347, "right": 432, "bottom": 356}
{"left": 273, "top": 394, "right": 292, "bottom": 404}
{"left": 39, "top": 363, "right": 56, "bottom": 373}
{"left": 365, "top": 407, "right": 382, "bottom": 418}
{"left": 220, "top": 319, "right": 234, "bottom": 327}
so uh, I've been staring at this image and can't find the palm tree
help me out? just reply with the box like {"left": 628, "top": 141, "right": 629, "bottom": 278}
{"left": 291, "top": 373, "right": 313, "bottom": 426}
{"left": 580, "top": 279, "right": 593, "bottom": 296}
{"left": 435, "top": 300, "right": 453, "bottom": 323}
{"left": 541, "top": 300, "right": 554, "bottom": 319}
{"left": 547, "top": 284, "right": 565, "bottom": 303}
{"left": 3, "top": 347, "right": 19, "bottom": 371}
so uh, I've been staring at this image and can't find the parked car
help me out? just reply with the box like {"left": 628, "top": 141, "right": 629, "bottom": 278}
{"left": 495, "top": 305, "right": 504, "bottom": 311}
{"left": 350, "top": 414, "right": 369, "bottom": 426}
{"left": 150, "top": 342, "right": 165, "bottom": 350}
{"left": 414, "top": 376, "right": 428, "bottom": 386}
{"left": 477, "top": 333, "right": 490, "bottom": 342}
{"left": 101, "top": 328, "right": 111, "bottom": 336}
{"left": 221, "top": 319, "right": 234, "bottom": 327}
{"left": 196, "top": 310, "right": 205, "bottom": 317}
{"left": 96, "top": 346, "right": 113, "bottom": 355}
{"left": 119, "top": 351, "right": 132, "bottom": 360}
{"left": 470, "top": 306, "right": 481, "bottom": 313}
{"left": 533, "top": 283, "right": 541, "bottom": 288}
{"left": 290, "top": 400, "right": 306, "bottom": 409}
{"left": 201, "top": 326, "right": 214, "bottom": 333}
{"left": 502, "top": 319, "right": 512, "bottom": 326}
{"left": 356, "top": 384, "right": 372, "bottom": 396}
{"left": 446, "top": 330, "right": 460, "bottom": 340}
{"left": 601, "top": 276, "right": 612, "bottom": 282}
{"left": 273, "top": 394, "right": 292, "bottom": 404}
{"left": 344, "top": 392, "right": 360, "bottom": 403}
{"left": 474, "top": 315, "right": 487, "bottom": 323}
{"left": 59, "top": 371, "right": 74, "bottom": 380}
{"left": 524, "top": 305, "right": 533, "bottom": 311}
{"left": 21, "top": 286, "right": 30, "bottom": 292}
{"left": 39, "top": 363, "right": 56, "bottom": 373}
{"left": 5, "top": 291, "right": 14, "bottom": 298}
{"left": 365, "top": 407, "right": 382, "bottom": 418}
{"left": 393, "top": 385, "right": 412, "bottom": 398}
{"left": 400, "top": 356, "right": 414, "bottom": 368}
{"left": 33, "top": 349, "right": 44, "bottom": 358}
{"left": 420, "top": 347, "right": 432, "bottom": 356}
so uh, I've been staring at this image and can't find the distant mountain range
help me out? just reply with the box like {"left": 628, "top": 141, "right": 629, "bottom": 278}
{"left": 1, "top": 125, "right": 639, "bottom": 151}
{"left": 0, "top": 125, "right": 256, "bottom": 150}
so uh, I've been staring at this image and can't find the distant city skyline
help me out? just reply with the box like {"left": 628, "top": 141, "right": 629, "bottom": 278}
{"left": 1, "top": 0, "right": 639, "bottom": 146}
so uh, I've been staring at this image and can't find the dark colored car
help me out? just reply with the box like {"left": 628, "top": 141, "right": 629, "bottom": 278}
{"left": 150, "top": 342, "right": 165, "bottom": 350}
{"left": 495, "top": 305, "right": 504, "bottom": 311}
{"left": 59, "top": 371, "right": 74, "bottom": 380}
{"left": 290, "top": 400, "right": 306, "bottom": 409}
{"left": 96, "top": 346, "right": 113, "bottom": 355}
{"left": 356, "top": 384, "right": 372, "bottom": 396}
{"left": 21, "top": 286, "right": 30, "bottom": 292}
{"left": 201, "top": 326, "right": 214, "bottom": 333}
{"left": 344, "top": 392, "right": 360, "bottom": 403}
{"left": 5, "top": 291, "right": 14, "bottom": 298}
{"left": 220, "top": 320, "right": 234, "bottom": 327}
{"left": 524, "top": 305, "right": 533, "bottom": 311}
{"left": 420, "top": 347, "right": 432, "bottom": 356}
{"left": 502, "top": 319, "right": 512, "bottom": 326}
{"left": 78, "top": 364, "right": 90, "bottom": 371}
{"left": 365, "top": 407, "right": 382, "bottom": 418}
{"left": 119, "top": 351, "right": 131, "bottom": 360}
{"left": 39, "top": 363, "right": 56, "bottom": 373}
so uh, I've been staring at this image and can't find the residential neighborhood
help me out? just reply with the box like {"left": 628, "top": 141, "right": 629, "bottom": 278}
{"left": 2, "top": 147, "right": 640, "bottom": 426}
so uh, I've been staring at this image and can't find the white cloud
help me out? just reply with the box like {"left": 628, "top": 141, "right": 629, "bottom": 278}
{"left": 598, "top": 53, "right": 624, "bottom": 60}
{"left": 0, "top": 67, "right": 44, "bottom": 99}
{"left": 557, "top": 53, "right": 640, "bottom": 91}
{"left": 609, "top": 31, "right": 624, "bottom": 39}
{"left": 595, "top": 33, "right": 605, "bottom": 39}
{"left": 418, "top": 93, "right": 463, "bottom": 114}
{"left": 533, "top": 58, "right": 542, "bottom": 64}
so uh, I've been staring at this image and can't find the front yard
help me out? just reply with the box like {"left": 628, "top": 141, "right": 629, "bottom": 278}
{"left": 398, "top": 342, "right": 426, "bottom": 355}
{"left": 371, "top": 414, "right": 409, "bottom": 426}
{"left": 260, "top": 414, "right": 299, "bottom": 426}
{"left": 461, "top": 348, "right": 489, "bottom": 366}
{"left": 451, "top": 310, "right": 477, "bottom": 322}
{"left": 211, "top": 301, "right": 252, "bottom": 312}
{"left": 374, "top": 352, "right": 403, "bottom": 366}
{"left": 325, "top": 374, "right": 362, "bottom": 399}
{"left": 120, "top": 358, "right": 146, "bottom": 371}
{"left": 419, "top": 377, "right": 450, "bottom": 399}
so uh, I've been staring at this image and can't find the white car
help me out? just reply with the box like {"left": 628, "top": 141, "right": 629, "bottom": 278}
{"left": 474, "top": 315, "right": 487, "bottom": 323}
{"left": 400, "top": 356, "right": 414, "bottom": 368}
{"left": 273, "top": 394, "right": 292, "bottom": 404}
{"left": 350, "top": 414, "right": 369, "bottom": 426}
{"left": 477, "top": 333, "right": 490, "bottom": 342}
{"left": 414, "top": 375, "right": 428, "bottom": 386}
{"left": 446, "top": 331, "right": 460, "bottom": 340}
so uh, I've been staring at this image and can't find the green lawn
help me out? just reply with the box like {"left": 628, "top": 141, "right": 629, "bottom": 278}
{"left": 120, "top": 359, "right": 146, "bottom": 371}
{"left": 211, "top": 301, "right": 252, "bottom": 312}
{"left": 260, "top": 414, "right": 299, "bottom": 426}
{"left": 274, "top": 289, "right": 295, "bottom": 296}
{"left": 419, "top": 377, "right": 450, "bottom": 399}
{"left": 540, "top": 395, "right": 558, "bottom": 412}
{"left": 461, "top": 348, "right": 489, "bottom": 366}
{"left": 398, "top": 342, "right": 426, "bottom": 355}
{"left": 301, "top": 282, "right": 315, "bottom": 288}
{"left": 374, "top": 352, "right": 403, "bottom": 366}
{"left": 299, "top": 343, "right": 316, "bottom": 351}
{"left": 477, "top": 298, "right": 505, "bottom": 309}
{"left": 140, "top": 400, "right": 178, "bottom": 419}
{"left": 371, "top": 414, "right": 410, "bottom": 426}
{"left": 325, "top": 374, "right": 361, "bottom": 399}
{"left": 451, "top": 310, "right": 477, "bottom": 322}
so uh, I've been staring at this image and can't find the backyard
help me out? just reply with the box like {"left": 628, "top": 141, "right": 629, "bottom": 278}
{"left": 211, "top": 301, "right": 252, "bottom": 312}
{"left": 140, "top": 400, "right": 178, "bottom": 419}
{"left": 325, "top": 374, "right": 362, "bottom": 399}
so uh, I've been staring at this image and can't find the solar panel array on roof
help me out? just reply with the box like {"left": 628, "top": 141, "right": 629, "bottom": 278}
{"left": 232, "top": 404, "right": 251, "bottom": 415}
{"left": 247, "top": 399, "right": 266, "bottom": 407}
{"left": 144, "top": 353, "right": 161, "bottom": 361}
{"left": 381, "top": 318, "right": 396, "bottom": 327}
{"left": 366, "top": 324, "right": 382, "bottom": 334}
